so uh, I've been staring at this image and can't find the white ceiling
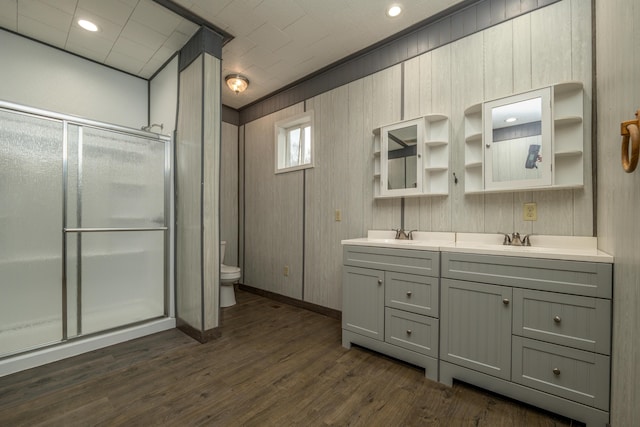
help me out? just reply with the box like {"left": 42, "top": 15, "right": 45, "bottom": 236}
{"left": 0, "top": 0, "right": 465, "bottom": 109}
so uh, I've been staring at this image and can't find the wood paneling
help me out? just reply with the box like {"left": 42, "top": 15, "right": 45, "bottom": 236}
{"left": 241, "top": 0, "right": 594, "bottom": 316}
{"left": 202, "top": 54, "right": 220, "bottom": 331}
{"left": 243, "top": 104, "right": 304, "bottom": 300}
{"left": 221, "top": 122, "right": 239, "bottom": 267}
{"left": 0, "top": 290, "right": 576, "bottom": 426}
{"left": 366, "top": 66, "right": 403, "bottom": 231}
{"left": 175, "top": 55, "right": 203, "bottom": 330}
{"left": 595, "top": 0, "right": 640, "bottom": 425}
{"left": 304, "top": 87, "right": 351, "bottom": 309}
{"left": 450, "top": 33, "right": 485, "bottom": 233}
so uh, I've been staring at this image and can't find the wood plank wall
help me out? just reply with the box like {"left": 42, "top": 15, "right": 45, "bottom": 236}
{"left": 239, "top": 0, "right": 592, "bottom": 311}
{"left": 221, "top": 122, "right": 239, "bottom": 268}
{"left": 202, "top": 54, "right": 221, "bottom": 331}
{"left": 243, "top": 105, "right": 305, "bottom": 300}
{"left": 594, "top": 0, "right": 640, "bottom": 425}
{"left": 176, "top": 56, "right": 203, "bottom": 329}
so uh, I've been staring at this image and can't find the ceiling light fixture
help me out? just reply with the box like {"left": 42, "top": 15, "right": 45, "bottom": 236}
{"left": 225, "top": 74, "right": 249, "bottom": 94}
{"left": 78, "top": 19, "right": 99, "bottom": 32}
{"left": 505, "top": 117, "right": 517, "bottom": 123}
{"left": 387, "top": 5, "right": 402, "bottom": 17}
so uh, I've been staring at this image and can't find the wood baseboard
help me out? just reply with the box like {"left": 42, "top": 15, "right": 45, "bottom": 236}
{"left": 176, "top": 318, "right": 221, "bottom": 343}
{"left": 238, "top": 284, "right": 341, "bottom": 321}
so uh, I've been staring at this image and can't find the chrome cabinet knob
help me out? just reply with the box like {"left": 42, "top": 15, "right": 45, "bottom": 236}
{"left": 554, "top": 315, "right": 561, "bottom": 323}
{"left": 378, "top": 279, "right": 383, "bottom": 285}
{"left": 502, "top": 298, "right": 510, "bottom": 305}
{"left": 406, "top": 330, "right": 412, "bottom": 335}
{"left": 406, "top": 291, "right": 412, "bottom": 297}
{"left": 553, "top": 368, "right": 561, "bottom": 376}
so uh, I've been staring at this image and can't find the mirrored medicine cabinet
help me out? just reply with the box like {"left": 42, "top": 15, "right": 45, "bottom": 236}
{"left": 463, "top": 82, "right": 584, "bottom": 193}
{"left": 374, "top": 114, "right": 450, "bottom": 198}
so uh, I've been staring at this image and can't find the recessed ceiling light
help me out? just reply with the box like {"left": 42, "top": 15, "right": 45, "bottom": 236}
{"left": 78, "top": 19, "right": 99, "bottom": 32}
{"left": 387, "top": 5, "right": 402, "bottom": 17}
{"left": 505, "top": 117, "right": 517, "bottom": 123}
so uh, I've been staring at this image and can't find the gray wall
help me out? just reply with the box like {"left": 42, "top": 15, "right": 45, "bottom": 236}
{"left": 221, "top": 121, "right": 239, "bottom": 268}
{"left": 240, "top": 0, "right": 592, "bottom": 311}
{"left": 595, "top": 0, "right": 640, "bottom": 425}
{"left": 0, "top": 29, "right": 147, "bottom": 128}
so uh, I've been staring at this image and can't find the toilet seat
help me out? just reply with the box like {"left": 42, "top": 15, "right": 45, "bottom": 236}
{"left": 221, "top": 264, "right": 241, "bottom": 281}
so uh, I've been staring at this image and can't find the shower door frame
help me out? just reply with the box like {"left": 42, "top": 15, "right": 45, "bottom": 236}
{"left": 0, "top": 100, "right": 171, "bottom": 353}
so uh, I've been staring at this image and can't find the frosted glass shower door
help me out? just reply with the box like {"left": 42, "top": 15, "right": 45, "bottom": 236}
{"left": 0, "top": 110, "right": 63, "bottom": 357}
{"left": 66, "top": 126, "right": 167, "bottom": 336}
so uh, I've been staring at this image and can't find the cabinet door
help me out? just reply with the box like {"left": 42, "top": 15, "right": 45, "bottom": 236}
{"left": 342, "top": 266, "right": 384, "bottom": 341}
{"left": 441, "top": 279, "right": 512, "bottom": 380}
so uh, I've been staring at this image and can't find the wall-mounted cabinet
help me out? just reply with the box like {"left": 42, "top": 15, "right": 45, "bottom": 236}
{"left": 373, "top": 114, "right": 449, "bottom": 198}
{"left": 463, "top": 82, "right": 584, "bottom": 194}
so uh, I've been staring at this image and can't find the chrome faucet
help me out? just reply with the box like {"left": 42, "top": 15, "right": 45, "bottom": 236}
{"left": 501, "top": 232, "right": 533, "bottom": 246}
{"left": 393, "top": 229, "right": 416, "bottom": 240}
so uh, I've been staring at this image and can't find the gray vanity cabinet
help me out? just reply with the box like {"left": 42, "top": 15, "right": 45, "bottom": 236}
{"left": 342, "top": 266, "right": 384, "bottom": 341}
{"left": 342, "top": 245, "right": 440, "bottom": 380}
{"left": 439, "top": 252, "right": 613, "bottom": 427}
{"left": 440, "top": 279, "right": 512, "bottom": 380}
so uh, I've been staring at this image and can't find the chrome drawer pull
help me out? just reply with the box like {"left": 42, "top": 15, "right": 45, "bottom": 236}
{"left": 406, "top": 291, "right": 412, "bottom": 297}
{"left": 553, "top": 368, "right": 561, "bottom": 376}
{"left": 378, "top": 279, "right": 383, "bottom": 285}
{"left": 554, "top": 315, "right": 562, "bottom": 323}
{"left": 406, "top": 330, "right": 412, "bottom": 335}
{"left": 502, "top": 298, "right": 510, "bottom": 305}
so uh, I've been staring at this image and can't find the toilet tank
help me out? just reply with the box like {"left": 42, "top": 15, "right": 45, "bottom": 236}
{"left": 220, "top": 241, "right": 226, "bottom": 264}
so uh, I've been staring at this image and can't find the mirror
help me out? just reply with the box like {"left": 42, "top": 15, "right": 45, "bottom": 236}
{"left": 380, "top": 118, "right": 424, "bottom": 196}
{"left": 387, "top": 125, "right": 417, "bottom": 190}
{"left": 484, "top": 88, "right": 552, "bottom": 191}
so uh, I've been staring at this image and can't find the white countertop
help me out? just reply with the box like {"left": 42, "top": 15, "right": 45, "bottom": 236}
{"left": 341, "top": 231, "right": 613, "bottom": 263}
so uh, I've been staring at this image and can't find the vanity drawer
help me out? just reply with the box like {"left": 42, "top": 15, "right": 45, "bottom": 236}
{"left": 344, "top": 245, "right": 439, "bottom": 277}
{"left": 512, "top": 336, "right": 610, "bottom": 411}
{"left": 441, "top": 252, "right": 612, "bottom": 298}
{"left": 513, "top": 289, "right": 611, "bottom": 354}
{"left": 385, "top": 308, "right": 438, "bottom": 358}
{"left": 385, "top": 272, "right": 439, "bottom": 317}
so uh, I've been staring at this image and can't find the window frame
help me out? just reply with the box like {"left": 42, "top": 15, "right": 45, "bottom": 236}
{"left": 274, "top": 110, "right": 314, "bottom": 174}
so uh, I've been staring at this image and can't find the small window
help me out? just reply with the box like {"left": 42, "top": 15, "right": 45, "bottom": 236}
{"left": 275, "top": 111, "right": 314, "bottom": 173}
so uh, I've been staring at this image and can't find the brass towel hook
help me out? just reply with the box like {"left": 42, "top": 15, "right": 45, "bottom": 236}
{"left": 621, "top": 109, "right": 640, "bottom": 173}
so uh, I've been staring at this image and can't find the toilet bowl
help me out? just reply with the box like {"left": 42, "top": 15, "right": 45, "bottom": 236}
{"left": 220, "top": 241, "right": 241, "bottom": 307}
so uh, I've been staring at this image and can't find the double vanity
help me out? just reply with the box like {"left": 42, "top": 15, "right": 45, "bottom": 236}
{"left": 341, "top": 231, "right": 613, "bottom": 427}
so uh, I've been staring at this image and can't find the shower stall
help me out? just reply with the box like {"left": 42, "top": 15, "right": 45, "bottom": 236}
{"left": 0, "top": 101, "right": 171, "bottom": 365}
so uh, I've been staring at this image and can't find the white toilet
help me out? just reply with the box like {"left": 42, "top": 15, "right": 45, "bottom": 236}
{"left": 220, "top": 241, "right": 241, "bottom": 307}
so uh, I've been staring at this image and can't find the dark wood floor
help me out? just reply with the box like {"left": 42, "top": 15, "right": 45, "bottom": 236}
{"left": 0, "top": 289, "right": 580, "bottom": 426}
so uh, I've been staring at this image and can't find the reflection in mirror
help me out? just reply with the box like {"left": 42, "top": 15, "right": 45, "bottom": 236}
{"left": 490, "top": 97, "right": 543, "bottom": 183}
{"left": 387, "top": 125, "right": 417, "bottom": 190}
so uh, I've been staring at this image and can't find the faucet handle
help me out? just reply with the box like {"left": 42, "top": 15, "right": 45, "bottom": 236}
{"left": 407, "top": 230, "right": 417, "bottom": 240}
{"left": 501, "top": 233, "right": 512, "bottom": 246}
{"left": 522, "top": 234, "right": 533, "bottom": 246}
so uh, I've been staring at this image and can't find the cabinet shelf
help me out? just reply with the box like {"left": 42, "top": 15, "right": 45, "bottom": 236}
{"left": 465, "top": 132, "right": 482, "bottom": 143}
{"left": 425, "top": 140, "right": 448, "bottom": 147}
{"left": 555, "top": 116, "right": 582, "bottom": 126}
{"left": 425, "top": 165, "right": 448, "bottom": 172}
{"left": 554, "top": 150, "right": 583, "bottom": 158}
{"left": 465, "top": 161, "right": 482, "bottom": 168}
